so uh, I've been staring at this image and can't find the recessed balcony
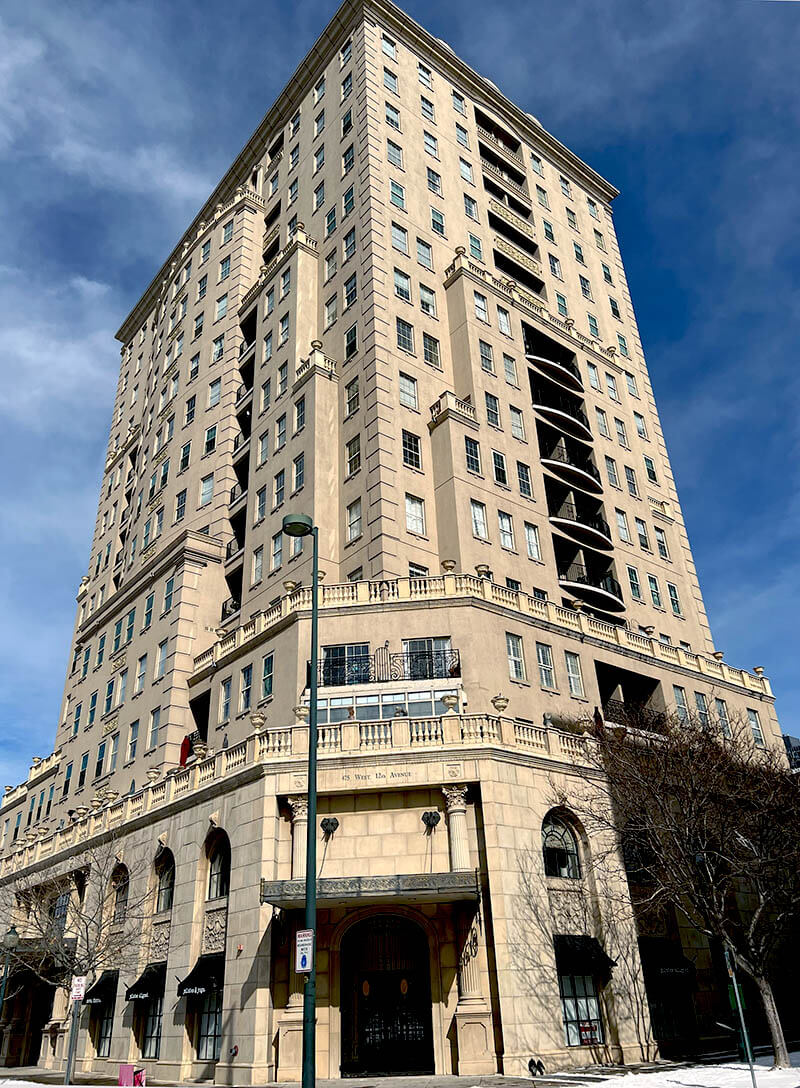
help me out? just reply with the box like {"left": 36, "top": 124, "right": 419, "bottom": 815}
{"left": 221, "top": 597, "right": 241, "bottom": 621}
{"left": 526, "top": 352, "right": 583, "bottom": 393}
{"left": 540, "top": 446, "right": 603, "bottom": 495}
{"left": 549, "top": 502, "right": 613, "bottom": 550}
{"left": 558, "top": 564, "right": 625, "bottom": 612}
{"left": 318, "top": 648, "right": 462, "bottom": 688}
{"left": 229, "top": 483, "right": 248, "bottom": 511}
{"left": 531, "top": 385, "right": 592, "bottom": 442}
{"left": 225, "top": 538, "right": 244, "bottom": 565}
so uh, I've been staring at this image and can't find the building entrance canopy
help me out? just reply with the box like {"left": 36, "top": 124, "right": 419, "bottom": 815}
{"left": 260, "top": 869, "right": 479, "bottom": 909}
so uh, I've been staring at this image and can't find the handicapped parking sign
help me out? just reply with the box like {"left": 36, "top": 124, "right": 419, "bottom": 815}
{"left": 295, "top": 929, "right": 314, "bottom": 973}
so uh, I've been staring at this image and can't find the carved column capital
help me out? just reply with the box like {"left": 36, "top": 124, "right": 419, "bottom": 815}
{"left": 442, "top": 784, "right": 468, "bottom": 814}
{"left": 288, "top": 796, "right": 308, "bottom": 822}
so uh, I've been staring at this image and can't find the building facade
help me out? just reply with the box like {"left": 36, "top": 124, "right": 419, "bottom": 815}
{"left": 0, "top": 0, "right": 784, "bottom": 1081}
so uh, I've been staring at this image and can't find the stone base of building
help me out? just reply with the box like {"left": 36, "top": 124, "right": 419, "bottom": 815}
{"left": 453, "top": 1001, "right": 496, "bottom": 1075}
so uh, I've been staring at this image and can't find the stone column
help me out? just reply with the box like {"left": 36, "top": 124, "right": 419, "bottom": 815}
{"left": 457, "top": 911, "right": 483, "bottom": 1004}
{"left": 288, "top": 796, "right": 308, "bottom": 879}
{"left": 286, "top": 915, "right": 303, "bottom": 1008}
{"left": 442, "top": 784, "right": 470, "bottom": 871}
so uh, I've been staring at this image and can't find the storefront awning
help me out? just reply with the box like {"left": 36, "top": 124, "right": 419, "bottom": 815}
{"left": 260, "top": 870, "right": 480, "bottom": 909}
{"left": 125, "top": 962, "right": 167, "bottom": 1003}
{"left": 84, "top": 970, "right": 118, "bottom": 1006}
{"left": 554, "top": 934, "right": 617, "bottom": 981}
{"left": 177, "top": 953, "right": 225, "bottom": 998}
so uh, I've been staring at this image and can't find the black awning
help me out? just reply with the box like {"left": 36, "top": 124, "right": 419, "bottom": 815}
{"left": 84, "top": 970, "right": 118, "bottom": 1006}
{"left": 177, "top": 953, "right": 224, "bottom": 998}
{"left": 637, "top": 936, "right": 696, "bottom": 981}
{"left": 125, "top": 962, "right": 167, "bottom": 1003}
{"left": 554, "top": 934, "right": 617, "bottom": 982}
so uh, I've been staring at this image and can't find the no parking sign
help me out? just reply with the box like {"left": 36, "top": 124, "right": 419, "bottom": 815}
{"left": 295, "top": 929, "right": 314, "bottom": 973}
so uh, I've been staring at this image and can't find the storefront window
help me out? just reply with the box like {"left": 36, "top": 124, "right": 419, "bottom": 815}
{"left": 142, "top": 995, "right": 163, "bottom": 1058}
{"left": 197, "top": 991, "right": 223, "bottom": 1061}
{"left": 95, "top": 1000, "right": 114, "bottom": 1057}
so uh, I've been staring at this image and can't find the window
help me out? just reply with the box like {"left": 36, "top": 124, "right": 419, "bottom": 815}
{"left": 341, "top": 71, "right": 352, "bottom": 99}
{"left": 615, "top": 418, "right": 629, "bottom": 447}
{"left": 564, "top": 651, "right": 584, "bottom": 697}
{"left": 324, "top": 294, "right": 338, "bottom": 329}
{"left": 422, "top": 333, "right": 440, "bottom": 367}
{"left": 673, "top": 685, "right": 689, "bottom": 723}
{"left": 594, "top": 228, "right": 606, "bottom": 251}
{"left": 474, "top": 291, "right": 489, "bottom": 322}
{"left": 204, "top": 425, "right": 217, "bottom": 455}
{"left": 524, "top": 522, "right": 541, "bottom": 560}
{"left": 506, "top": 633, "right": 526, "bottom": 680}
{"left": 342, "top": 107, "right": 353, "bottom": 136}
{"left": 543, "top": 219, "right": 555, "bottom": 243}
{"left": 471, "top": 499, "right": 489, "bottom": 539}
{"left": 655, "top": 526, "right": 669, "bottom": 559}
{"left": 402, "top": 430, "right": 422, "bottom": 470}
{"left": 644, "top": 456, "right": 658, "bottom": 483}
{"left": 390, "top": 180, "right": 405, "bottom": 209}
{"left": 207, "top": 837, "right": 230, "bottom": 900}
{"left": 258, "top": 432, "right": 269, "bottom": 466}
{"left": 503, "top": 354, "right": 518, "bottom": 385}
{"left": 465, "top": 436, "right": 481, "bottom": 474}
{"left": 271, "top": 531, "right": 282, "bottom": 570}
{"left": 618, "top": 333, "right": 630, "bottom": 357}
{"left": 485, "top": 392, "right": 500, "bottom": 427}
{"left": 464, "top": 193, "right": 478, "bottom": 220}
{"left": 382, "top": 34, "right": 396, "bottom": 59}
{"left": 391, "top": 221, "right": 408, "bottom": 254}
{"left": 405, "top": 494, "right": 425, "bottom": 534}
{"left": 549, "top": 254, "right": 562, "bottom": 279}
{"left": 510, "top": 406, "right": 525, "bottom": 440}
{"left": 417, "top": 237, "right": 433, "bottom": 269}
{"left": 424, "top": 131, "right": 439, "bottom": 158}
{"left": 342, "top": 144, "right": 355, "bottom": 174}
{"left": 455, "top": 123, "right": 469, "bottom": 147}
{"left": 635, "top": 518, "right": 650, "bottom": 550}
{"left": 609, "top": 296, "right": 621, "bottom": 320}
{"left": 536, "top": 185, "right": 549, "bottom": 209}
{"left": 396, "top": 317, "right": 414, "bottom": 352}
{"left": 747, "top": 708, "right": 765, "bottom": 747}
{"left": 431, "top": 207, "right": 445, "bottom": 236}
{"left": 262, "top": 653, "right": 274, "bottom": 699}
{"left": 222, "top": 220, "right": 233, "bottom": 244}
{"left": 605, "top": 456, "right": 620, "bottom": 488}
{"left": 387, "top": 139, "right": 403, "bottom": 167}
{"left": 345, "top": 324, "right": 358, "bottom": 359}
{"left": 208, "top": 377, "right": 221, "bottom": 407}
{"left": 634, "top": 411, "right": 647, "bottom": 439}
{"left": 340, "top": 38, "right": 352, "bottom": 64}
{"left": 602, "top": 262, "right": 613, "bottom": 284}
{"left": 595, "top": 407, "right": 610, "bottom": 437}
{"left": 200, "top": 473, "right": 214, "bottom": 506}
{"left": 155, "top": 639, "right": 168, "bottom": 680}
{"left": 383, "top": 67, "right": 398, "bottom": 94}
{"left": 616, "top": 509, "right": 631, "bottom": 542}
{"left": 479, "top": 340, "right": 494, "bottom": 373}
{"left": 544, "top": 817, "right": 586, "bottom": 888}
{"left": 346, "top": 435, "right": 361, "bottom": 476}
{"left": 517, "top": 462, "right": 532, "bottom": 497}
{"left": 498, "top": 510, "right": 514, "bottom": 549}
{"left": 536, "top": 642, "right": 556, "bottom": 688}
{"left": 587, "top": 313, "right": 600, "bottom": 338}
{"left": 126, "top": 721, "right": 139, "bottom": 763}
{"left": 715, "top": 698, "right": 731, "bottom": 737}
{"left": 399, "top": 372, "right": 418, "bottom": 409}
{"left": 426, "top": 167, "right": 442, "bottom": 195}
{"left": 219, "top": 255, "right": 231, "bottom": 281}
{"left": 647, "top": 573, "right": 662, "bottom": 608}
{"left": 346, "top": 498, "right": 362, "bottom": 541}
{"left": 276, "top": 414, "right": 286, "bottom": 449}
{"left": 566, "top": 208, "right": 578, "bottom": 230}
{"left": 560, "top": 973, "right": 603, "bottom": 1047}
{"left": 385, "top": 101, "right": 400, "bottom": 130}
{"left": 325, "top": 206, "right": 337, "bottom": 237}
{"left": 624, "top": 465, "right": 638, "bottom": 497}
{"left": 148, "top": 707, "right": 160, "bottom": 750}
{"left": 273, "top": 468, "right": 285, "bottom": 508}
{"left": 343, "top": 227, "right": 356, "bottom": 261}
{"left": 256, "top": 487, "right": 267, "bottom": 522}
{"left": 468, "top": 233, "right": 483, "bottom": 260}
{"left": 417, "top": 60, "right": 432, "bottom": 87}
{"left": 452, "top": 90, "right": 466, "bottom": 114}
{"left": 667, "top": 582, "right": 682, "bottom": 616}
{"left": 314, "top": 181, "right": 325, "bottom": 211}
{"left": 693, "top": 691, "right": 710, "bottom": 729}
{"left": 346, "top": 377, "right": 360, "bottom": 416}
{"left": 460, "top": 158, "right": 474, "bottom": 183}
{"left": 293, "top": 453, "right": 304, "bottom": 491}
{"left": 394, "top": 267, "right": 411, "bottom": 301}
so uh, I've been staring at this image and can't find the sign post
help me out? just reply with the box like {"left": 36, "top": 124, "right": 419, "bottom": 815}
{"left": 64, "top": 976, "right": 86, "bottom": 1085}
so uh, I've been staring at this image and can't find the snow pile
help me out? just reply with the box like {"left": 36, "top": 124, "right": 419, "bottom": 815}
{"left": 605, "top": 1053, "right": 800, "bottom": 1088}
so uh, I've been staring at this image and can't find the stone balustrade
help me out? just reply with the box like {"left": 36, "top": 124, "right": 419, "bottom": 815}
{"left": 191, "top": 573, "right": 772, "bottom": 697}
{"left": 0, "top": 714, "right": 595, "bottom": 878}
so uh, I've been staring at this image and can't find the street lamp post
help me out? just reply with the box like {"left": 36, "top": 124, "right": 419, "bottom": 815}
{"left": 282, "top": 514, "right": 319, "bottom": 1088}
{"left": 0, "top": 925, "right": 19, "bottom": 1024}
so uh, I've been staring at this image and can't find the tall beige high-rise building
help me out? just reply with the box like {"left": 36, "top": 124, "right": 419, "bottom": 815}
{"left": 0, "top": 0, "right": 783, "bottom": 1082}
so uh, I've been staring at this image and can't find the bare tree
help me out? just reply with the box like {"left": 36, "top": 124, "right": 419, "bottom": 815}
{"left": 0, "top": 829, "right": 153, "bottom": 999}
{"left": 566, "top": 708, "right": 800, "bottom": 1068}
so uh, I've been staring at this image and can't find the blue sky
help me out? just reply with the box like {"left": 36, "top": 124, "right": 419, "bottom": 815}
{"left": 1, "top": 0, "right": 798, "bottom": 785}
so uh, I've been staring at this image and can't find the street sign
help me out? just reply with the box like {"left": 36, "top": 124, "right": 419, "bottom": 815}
{"left": 295, "top": 929, "right": 314, "bottom": 973}
{"left": 70, "top": 975, "right": 87, "bottom": 1001}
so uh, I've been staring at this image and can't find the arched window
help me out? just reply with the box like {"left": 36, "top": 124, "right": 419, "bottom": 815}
{"left": 206, "top": 834, "right": 230, "bottom": 900}
{"left": 155, "top": 849, "right": 175, "bottom": 913}
{"left": 111, "top": 864, "right": 129, "bottom": 922}
{"left": 542, "top": 813, "right": 581, "bottom": 879}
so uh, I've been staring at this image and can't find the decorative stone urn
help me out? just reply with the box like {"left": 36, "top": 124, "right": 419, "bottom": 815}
{"left": 491, "top": 694, "right": 509, "bottom": 714}
{"left": 475, "top": 564, "right": 490, "bottom": 578}
{"left": 193, "top": 742, "right": 210, "bottom": 761}
{"left": 283, "top": 580, "right": 299, "bottom": 594}
{"left": 441, "top": 559, "right": 457, "bottom": 573}
{"left": 713, "top": 651, "right": 725, "bottom": 661}
{"left": 146, "top": 768, "right": 161, "bottom": 784}
{"left": 441, "top": 694, "right": 459, "bottom": 713}
{"left": 249, "top": 713, "right": 267, "bottom": 734}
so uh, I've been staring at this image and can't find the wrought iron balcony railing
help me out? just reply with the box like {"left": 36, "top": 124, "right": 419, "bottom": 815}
{"left": 317, "top": 648, "right": 461, "bottom": 688}
{"left": 558, "top": 564, "right": 621, "bottom": 599}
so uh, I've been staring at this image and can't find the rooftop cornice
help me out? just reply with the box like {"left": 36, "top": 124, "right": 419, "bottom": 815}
{"left": 115, "top": 0, "right": 617, "bottom": 346}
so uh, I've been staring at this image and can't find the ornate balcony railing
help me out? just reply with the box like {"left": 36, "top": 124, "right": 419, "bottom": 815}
{"left": 551, "top": 503, "right": 611, "bottom": 542}
{"left": 318, "top": 649, "right": 461, "bottom": 687}
{"left": 531, "top": 385, "right": 590, "bottom": 430}
{"left": 541, "top": 445, "right": 601, "bottom": 484}
{"left": 559, "top": 564, "right": 621, "bottom": 600}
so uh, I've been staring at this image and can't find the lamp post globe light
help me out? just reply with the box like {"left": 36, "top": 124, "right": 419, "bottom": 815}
{"left": 281, "top": 514, "right": 319, "bottom": 1088}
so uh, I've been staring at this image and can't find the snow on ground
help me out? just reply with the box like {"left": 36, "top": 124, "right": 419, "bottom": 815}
{"left": 596, "top": 1052, "right": 800, "bottom": 1088}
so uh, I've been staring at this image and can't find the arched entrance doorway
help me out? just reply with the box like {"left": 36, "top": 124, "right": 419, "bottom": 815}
{"left": 340, "top": 915, "right": 434, "bottom": 1076}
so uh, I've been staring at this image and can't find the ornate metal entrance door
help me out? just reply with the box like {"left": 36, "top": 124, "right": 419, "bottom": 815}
{"left": 341, "top": 915, "right": 434, "bottom": 1076}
